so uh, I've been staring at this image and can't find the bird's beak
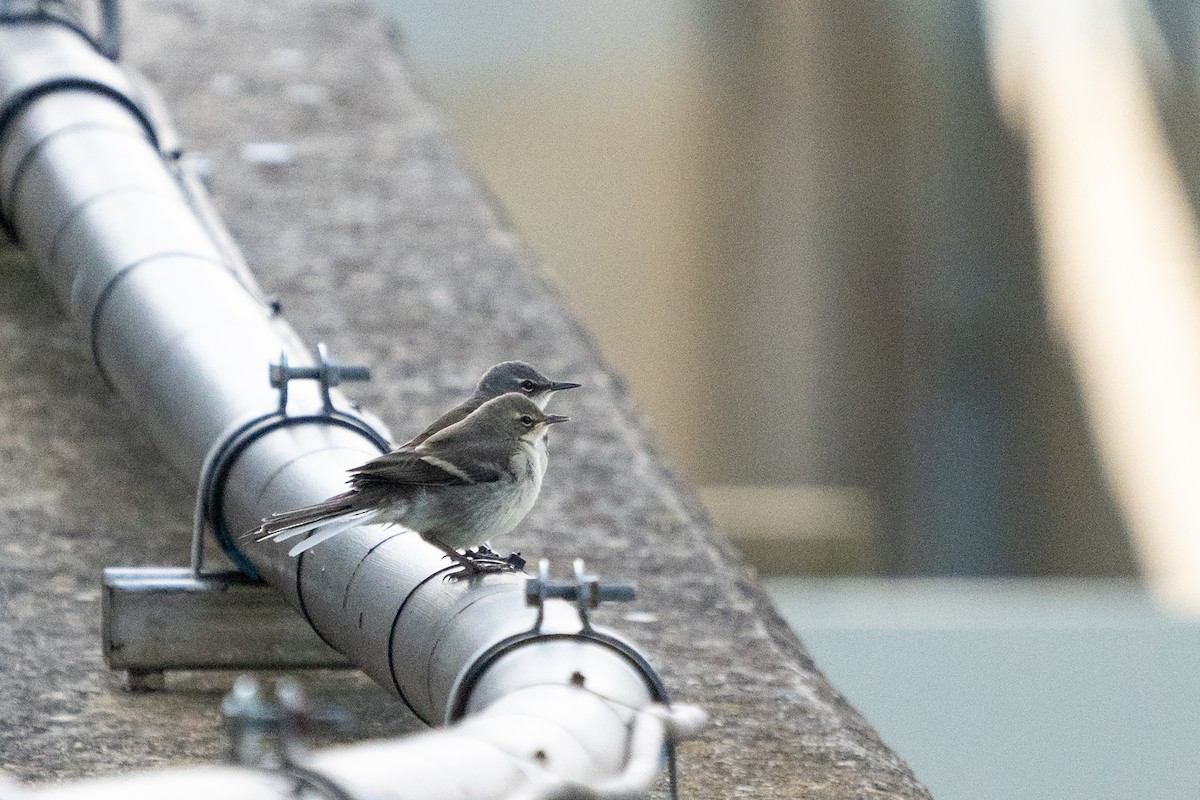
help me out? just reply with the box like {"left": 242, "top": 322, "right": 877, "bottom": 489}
{"left": 548, "top": 381, "right": 581, "bottom": 393}
{"left": 543, "top": 414, "right": 570, "bottom": 425}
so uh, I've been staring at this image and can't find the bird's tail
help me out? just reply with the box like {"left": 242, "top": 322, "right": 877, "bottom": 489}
{"left": 244, "top": 491, "right": 376, "bottom": 556}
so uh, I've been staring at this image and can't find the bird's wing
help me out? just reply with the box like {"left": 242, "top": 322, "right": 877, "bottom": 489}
{"left": 349, "top": 446, "right": 503, "bottom": 488}
{"left": 402, "top": 404, "right": 474, "bottom": 447}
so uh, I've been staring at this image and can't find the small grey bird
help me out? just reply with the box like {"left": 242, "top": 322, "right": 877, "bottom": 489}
{"left": 251, "top": 392, "right": 568, "bottom": 572}
{"left": 405, "top": 361, "right": 579, "bottom": 447}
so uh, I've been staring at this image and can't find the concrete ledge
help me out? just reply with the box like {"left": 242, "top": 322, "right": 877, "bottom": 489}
{"left": 0, "top": 1, "right": 930, "bottom": 796}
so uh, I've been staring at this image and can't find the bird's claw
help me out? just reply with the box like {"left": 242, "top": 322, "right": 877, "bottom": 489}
{"left": 442, "top": 548, "right": 527, "bottom": 581}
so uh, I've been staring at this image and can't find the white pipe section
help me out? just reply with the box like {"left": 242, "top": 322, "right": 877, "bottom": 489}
{"left": 21, "top": 688, "right": 676, "bottom": 800}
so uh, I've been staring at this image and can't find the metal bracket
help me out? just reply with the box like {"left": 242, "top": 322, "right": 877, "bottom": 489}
{"left": 489, "top": 560, "right": 693, "bottom": 800}
{"left": 222, "top": 676, "right": 356, "bottom": 800}
{"left": 524, "top": 558, "right": 636, "bottom": 632}
{"left": 104, "top": 345, "right": 386, "bottom": 688}
{"left": 449, "top": 559, "right": 642, "bottom": 725}
{"left": 270, "top": 343, "right": 371, "bottom": 415}
{"left": 102, "top": 567, "right": 352, "bottom": 689}
{"left": 192, "top": 343, "right": 387, "bottom": 578}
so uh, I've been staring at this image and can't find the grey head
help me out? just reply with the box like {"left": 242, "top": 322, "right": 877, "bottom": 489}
{"left": 448, "top": 391, "right": 570, "bottom": 445}
{"left": 403, "top": 362, "right": 580, "bottom": 448}
{"left": 474, "top": 361, "right": 581, "bottom": 410}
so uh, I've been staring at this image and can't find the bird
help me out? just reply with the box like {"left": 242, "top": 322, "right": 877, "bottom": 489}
{"left": 250, "top": 392, "right": 569, "bottom": 572}
{"left": 404, "top": 361, "right": 579, "bottom": 447}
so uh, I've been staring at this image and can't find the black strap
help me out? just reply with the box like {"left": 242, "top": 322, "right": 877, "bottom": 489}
{"left": 198, "top": 408, "right": 390, "bottom": 579}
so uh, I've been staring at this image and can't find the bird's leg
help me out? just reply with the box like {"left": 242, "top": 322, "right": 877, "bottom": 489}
{"left": 430, "top": 540, "right": 524, "bottom": 580}
{"left": 463, "top": 547, "right": 525, "bottom": 572}
{"left": 463, "top": 545, "right": 505, "bottom": 565}
{"left": 464, "top": 541, "right": 526, "bottom": 572}
{"left": 428, "top": 540, "right": 483, "bottom": 575}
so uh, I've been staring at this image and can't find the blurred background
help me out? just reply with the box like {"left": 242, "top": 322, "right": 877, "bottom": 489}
{"left": 377, "top": 1, "right": 1200, "bottom": 797}
{"left": 379, "top": 0, "right": 1144, "bottom": 579}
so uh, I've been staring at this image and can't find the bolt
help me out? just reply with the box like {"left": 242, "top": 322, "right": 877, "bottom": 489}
{"left": 524, "top": 561, "right": 635, "bottom": 608}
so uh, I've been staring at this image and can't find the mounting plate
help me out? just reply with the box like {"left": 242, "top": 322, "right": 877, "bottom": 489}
{"left": 102, "top": 567, "right": 350, "bottom": 689}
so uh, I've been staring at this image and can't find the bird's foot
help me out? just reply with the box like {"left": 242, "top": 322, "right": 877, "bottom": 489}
{"left": 462, "top": 545, "right": 514, "bottom": 566}
{"left": 442, "top": 548, "right": 527, "bottom": 581}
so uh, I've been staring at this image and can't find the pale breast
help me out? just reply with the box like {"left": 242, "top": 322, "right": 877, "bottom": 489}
{"left": 501, "top": 440, "right": 545, "bottom": 530}
{"left": 401, "top": 439, "right": 549, "bottom": 551}
{"left": 524, "top": 437, "right": 549, "bottom": 490}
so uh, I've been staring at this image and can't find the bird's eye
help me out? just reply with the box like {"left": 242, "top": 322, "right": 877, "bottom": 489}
{"left": 519, "top": 415, "right": 535, "bottom": 427}
{"left": 519, "top": 380, "right": 536, "bottom": 393}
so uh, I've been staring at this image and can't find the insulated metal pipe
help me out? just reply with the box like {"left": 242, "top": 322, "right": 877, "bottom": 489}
{"left": 0, "top": 16, "right": 672, "bottom": 794}
{"left": 14, "top": 686, "right": 698, "bottom": 800}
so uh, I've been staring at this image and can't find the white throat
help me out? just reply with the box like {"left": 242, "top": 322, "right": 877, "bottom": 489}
{"left": 516, "top": 430, "right": 550, "bottom": 484}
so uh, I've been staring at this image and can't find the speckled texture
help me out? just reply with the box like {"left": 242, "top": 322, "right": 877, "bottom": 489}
{"left": 0, "top": 1, "right": 929, "bottom": 796}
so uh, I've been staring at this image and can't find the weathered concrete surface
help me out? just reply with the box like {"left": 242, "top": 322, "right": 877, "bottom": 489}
{"left": 0, "top": 0, "right": 930, "bottom": 796}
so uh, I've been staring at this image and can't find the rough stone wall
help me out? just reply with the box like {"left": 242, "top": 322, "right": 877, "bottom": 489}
{"left": 0, "top": 1, "right": 930, "bottom": 796}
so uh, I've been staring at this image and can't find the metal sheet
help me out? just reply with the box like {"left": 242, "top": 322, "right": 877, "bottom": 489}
{"left": 102, "top": 567, "right": 350, "bottom": 670}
